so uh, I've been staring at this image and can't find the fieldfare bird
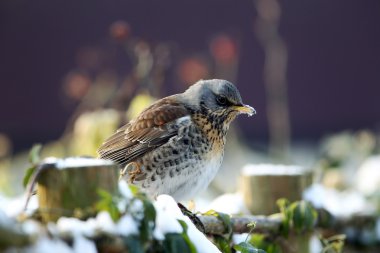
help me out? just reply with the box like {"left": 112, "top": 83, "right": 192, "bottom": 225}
{"left": 98, "top": 79, "right": 255, "bottom": 201}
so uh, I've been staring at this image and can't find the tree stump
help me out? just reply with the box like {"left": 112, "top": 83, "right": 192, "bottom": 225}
{"left": 34, "top": 157, "right": 119, "bottom": 222}
{"left": 240, "top": 164, "right": 311, "bottom": 215}
{"left": 240, "top": 164, "right": 313, "bottom": 253}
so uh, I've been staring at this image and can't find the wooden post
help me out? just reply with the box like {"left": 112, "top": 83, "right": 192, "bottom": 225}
{"left": 240, "top": 164, "right": 311, "bottom": 215}
{"left": 35, "top": 157, "right": 119, "bottom": 222}
{"left": 240, "top": 164, "right": 313, "bottom": 253}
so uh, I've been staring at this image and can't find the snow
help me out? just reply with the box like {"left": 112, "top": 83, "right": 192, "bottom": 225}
{"left": 232, "top": 233, "right": 249, "bottom": 245}
{"left": 56, "top": 217, "right": 97, "bottom": 237}
{"left": 116, "top": 214, "right": 139, "bottom": 236}
{"left": 0, "top": 209, "right": 13, "bottom": 227}
{"left": 0, "top": 194, "right": 38, "bottom": 217}
{"left": 55, "top": 157, "right": 114, "bottom": 169}
{"left": 356, "top": 155, "right": 380, "bottom": 196}
{"left": 48, "top": 195, "right": 221, "bottom": 253}
{"left": 56, "top": 211, "right": 119, "bottom": 236}
{"left": 309, "top": 235, "right": 323, "bottom": 253}
{"left": 206, "top": 193, "right": 250, "bottom": 215}
{"left": 153, "top": 195, "right": 185, "bottom": 240}
{"left": 303, "top": 184, "right": 375, "bottom": 217}
{"left": 132, "top": 202, "right": 145, "bottom": 221}
{"left": 96, "top": 211, "right": 117, "bottom": 234}
{"left": 72, "top": 235, "right": 97, "bottom": 253}
{"left": 22, "top": 220, "right": 41, "bottom": 235}
{"left": 1, "top": 180, "right": 223, "bottom": 253}
{"left": 22, "top": 237, "right": 73, "bottom": 253}
{"left": 242, "top": 164, "right": 304, "bottom": 176}
{"left": 154, "top": 195, "right": 221, "bottom": 253}
{"left": 118, "top": 180, "right": 133, "bottom": 199}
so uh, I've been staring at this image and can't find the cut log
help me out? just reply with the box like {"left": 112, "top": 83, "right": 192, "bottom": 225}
{"left": 35, "top": 157, "right": 119, "bottom": 222}
{"left": 240, "top": 164, "right": 312, "bottom": 215}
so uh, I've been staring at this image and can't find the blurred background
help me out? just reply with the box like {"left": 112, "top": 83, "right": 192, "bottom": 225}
{"left": 1, "top": 0, "right": 380, "bottom": 251}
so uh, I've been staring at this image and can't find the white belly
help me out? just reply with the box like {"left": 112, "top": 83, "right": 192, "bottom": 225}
{"left": 170, "top": 153, "right": 223, "bottom": 201}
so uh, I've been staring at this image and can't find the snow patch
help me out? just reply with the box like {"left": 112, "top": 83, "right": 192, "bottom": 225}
{"left": 206, "top": 193, "right": 250, "bottom": 215}
{"left": 303, "top": 184, "right": 375, "bottom": 217}
{"left": 242, "top": 164, "right": 304, "bottom": 176}
{"left": 72, "top": 235, "right": 97, "bottom": 253}
{"left": 356, "top": 155, "right": 380, "bottom": 196}
{"left": 24, "top": 236, "right": 72, "bottom": 253}
{"left": 153, "top": 195, "right": 183, "bottom": 240}
{"left": 116, "top": 214, "right": 139, "bottom": 236}
{"left": 154, "top": 195, "right": 221, "bottom": 253}
{"left": 55, "top": 157, "right": 114, "bottom": 169}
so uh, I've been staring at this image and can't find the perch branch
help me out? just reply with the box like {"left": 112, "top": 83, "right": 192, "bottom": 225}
{"left": 199, "top": 215, "right": 282, "bottom": 235}
{"left": 199, "top": 209, "right": 377, "bottom": 235}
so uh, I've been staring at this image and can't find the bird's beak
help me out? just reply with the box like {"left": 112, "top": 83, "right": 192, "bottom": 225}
{"left": 232, "top": 104, "right": 256, "bottom": 116}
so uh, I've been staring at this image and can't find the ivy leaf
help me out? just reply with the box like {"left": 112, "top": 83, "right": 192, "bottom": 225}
{"left": 177, "top": 220, "right": 197, "bottom": 253}
{"left": 164, "top": 233, "right": 193, "bottom": 253}
{"left": 320, "top": 234, "right": 346, "bottom": 253}
{"left": 247, "top": 222, "right": 256, "bottom": 229}
{"left": 123, "top": 235, "right": 144, "bottom": 253}
{"left": 23, "top": 144, "right": 43, "bottom": 188}
{"left": 276, "top": 198, "right": 289, "bottom": 213}
{"left": 28, "top": 144, "right": 42, "bottom": 165}
{"left": 234, "top": 242, "right": 266, "bottom": 253}
{"left": 23, "top": 166, "right": 36, "bottom": 188}
{"left": 249, "top": 234, "right": 281, "bottom": 253}
{"left": 178, "top": 220, "right": 188, "bottom": 232}
{"left": 290, "top": 201, "right": 317, "bottom": 233}
{"left": 276, "top": 198, "right": 291, "bottom": 236}
{"left": 213, "top": 235, "right": 231, "bottom": 253}
{"left": 129, "top": 184, "right": 140, "bottom": 196}
{"left": 203, "top": 210, "right": 232, "bottom": 236}
{"left": 139, "top": 198, "right": 156, "bottom": 241}
{"left": 96, "top": 189, "right": 121, "bottom": 221}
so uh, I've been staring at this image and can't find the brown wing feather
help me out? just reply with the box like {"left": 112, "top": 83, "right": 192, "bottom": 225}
{"left": 97, "top": 96, "right": 189, "bottom": 166}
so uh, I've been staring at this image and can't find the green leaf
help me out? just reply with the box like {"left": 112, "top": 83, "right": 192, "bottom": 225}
{"left": 276, "top": 198, "right": 289, "bottom": 213}
{"left": 234, "top": 242, "right": 266, "bottom": 253}
{"left": 96, "top": 189, "right": 121, "bottom": 221}
{"left": 138, "top": 198, "right": 156, "bottom": 241}
{"left": 164, "top": 233, "right": 193, "bottom": 253}
{"left": 247, "top": 222, "right": 256, "bottom": 229}
{"left": 203, "top": 210, "right": 232, "bottom": 236}
{"left": 23, "top": 166, "right": 36, "bottom": 188}
{"left": 177, "top": 220, "right": 197, "bottom": 253}
{"left": 320, "top": 234, "right": 346, "bottom": 253}
{"left": 276, "top": 198, "right": 291, "bottom": 236}
{"left": 249, "top": 234, "right": 282, "bottom": 253}
{"left": 218, "top": 212, "right": 232, "bottom": 235}
{"left": 123, "top": 235, "right": 144, "bottom": 253}
{"left": 97, "top": 189, "right": 113, "bottom": 201}
{"left": 23, "top": 144, "right": 43, "bottom": 188}
{"left": 290, "top": 201, "right": 317, "bottom": 233}
{"left": 28, "top": 144, "right": 42, "bottom": 165}
{"left": 214, "top": 235, "right": 231, "bottom": 253}
{"left": 129, "top": 184, "right": 140, "bottom": 195}
{"left": 178, "top": 220, "right": 188, "bottom": 232}
{"left": 143, "top": 199, "right": 156, "bottom": 224}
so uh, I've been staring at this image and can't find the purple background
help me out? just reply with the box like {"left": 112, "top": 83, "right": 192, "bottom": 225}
{"left": 1, "top": 0, "right": 380, "bottom": 152}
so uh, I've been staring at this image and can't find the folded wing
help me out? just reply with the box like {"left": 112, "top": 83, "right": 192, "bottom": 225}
{"left": 97, "top": 97, "right": 189, "bottom": 167}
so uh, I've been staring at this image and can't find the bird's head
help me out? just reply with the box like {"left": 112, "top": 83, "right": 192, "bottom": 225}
{"left": 181, "top": 79, "right": 256, "bottom": 128}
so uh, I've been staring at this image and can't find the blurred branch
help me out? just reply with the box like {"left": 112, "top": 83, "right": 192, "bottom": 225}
{"left": 199, "top": 209, "right": 377, "bottom": 236}
{"left": 200, "top": 214, "right": 282, "bottom": 235}
{"left": 254, "top": 0, "right": 291, "bottom": 161}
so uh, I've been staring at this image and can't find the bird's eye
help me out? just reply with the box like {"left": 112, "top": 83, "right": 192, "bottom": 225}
{"left": 216, "top": 96, "right": 228, "bottom": 106}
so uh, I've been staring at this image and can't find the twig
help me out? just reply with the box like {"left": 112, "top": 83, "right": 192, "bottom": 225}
{"left": 199, "top": 215, "right": 282, "bottom": 235}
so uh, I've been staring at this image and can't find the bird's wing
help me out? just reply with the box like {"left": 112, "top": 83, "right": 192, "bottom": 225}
{"left": 97, "top": 97, "right": 189, "bottom": 166}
